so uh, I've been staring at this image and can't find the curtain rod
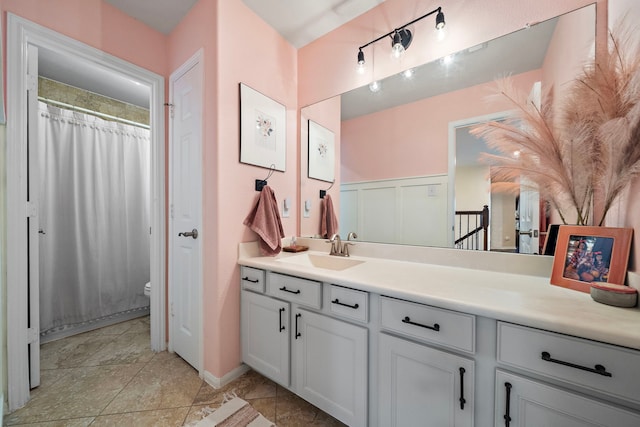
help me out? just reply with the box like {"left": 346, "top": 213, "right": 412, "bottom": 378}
{"left": 38, "top": 96, "right": 150, "bottom": 130}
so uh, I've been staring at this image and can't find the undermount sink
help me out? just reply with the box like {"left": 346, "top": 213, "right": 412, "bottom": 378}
{"left": 278, "top": 253, "right": 365, "bottom": 271}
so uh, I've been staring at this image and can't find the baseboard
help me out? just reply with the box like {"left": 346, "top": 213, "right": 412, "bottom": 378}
{"left": 203, "top": 364, "right": 251, "bottom": 389}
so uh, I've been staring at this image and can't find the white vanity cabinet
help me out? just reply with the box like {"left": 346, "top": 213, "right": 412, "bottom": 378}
{"left": 240, "top": 287, "right": 290, "bottom": 386}
{"left": 379, "top": 333, "right": 475, "bottom": 426}
{"left": 378, "top": 296, "right": 476, "bottom": 426}
{"left": 240, "top": 267, "right": 369, "bottom": 427}
{"left": 495, "top": 322, "right": 640, "bottom": 426}
{"left": 294, "top": 307, "right": 368, "bottom": 427}
{"left": 495, "top": 370, "right": 640, "bottom": 427}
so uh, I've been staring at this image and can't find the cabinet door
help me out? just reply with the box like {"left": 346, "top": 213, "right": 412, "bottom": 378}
{"left": 241, "top": 290, "right": 290, "bottom": 386}
{"left": 294, "top": 308, "right": 368, "bottom": 427}
{"left": 495, "top": 370, "right": 640, "bottom": 427}
{"left": 379, "top": 333, "right": 474, "bottom": 427}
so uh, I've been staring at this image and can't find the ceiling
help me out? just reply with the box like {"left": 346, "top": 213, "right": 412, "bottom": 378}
{"left": 39, "top": 0, "right": 380, "bottom": 109}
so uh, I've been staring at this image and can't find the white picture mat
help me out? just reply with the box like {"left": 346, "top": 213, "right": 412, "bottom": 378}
{"left": 240, "top": 83, "right": 286, "bottom": 171}
{"left": 308, "top": 120, "right": 335, "bottom": 182}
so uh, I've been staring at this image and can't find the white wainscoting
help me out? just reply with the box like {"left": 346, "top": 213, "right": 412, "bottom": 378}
{"left": 340, "top": 175, "right": 449, "bottom": 247}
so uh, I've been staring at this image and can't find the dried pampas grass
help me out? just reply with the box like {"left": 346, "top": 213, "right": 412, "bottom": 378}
{"left": 472, "top": 24, "right": 640, "bottom": 226}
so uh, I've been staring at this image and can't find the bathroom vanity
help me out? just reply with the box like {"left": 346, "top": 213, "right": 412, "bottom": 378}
{"left": 238, "top": 238, "right": 640, "bottom": 427}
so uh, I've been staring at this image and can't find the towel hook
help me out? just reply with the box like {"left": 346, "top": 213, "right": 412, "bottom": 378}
{"left": 255, "top": 164, "right": 276, "bottom": 191}
{"left": 320, "top": 180, "right": 335, "bottom": 199}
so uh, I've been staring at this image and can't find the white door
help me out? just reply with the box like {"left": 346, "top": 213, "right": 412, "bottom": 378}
{"left": 169, "top": 51, "right": 203, "bottom": 370}
{"left": 27, "top": 43, "right": 41, "bottom": 389}
{"left": 518, "top": 178, "right": 540, "bottom": 254}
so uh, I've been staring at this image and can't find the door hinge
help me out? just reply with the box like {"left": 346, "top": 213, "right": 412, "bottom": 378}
{"left": 27, "top": 327, "right": 39, "bottom": 344}
{"left": 170, "top": 302, "right": 174, "bottom": 317}
{"left": 26, "top": 201, "right": 38, "bottom": 217}
{"left": 165, "top": 102, "right": 175, "bottom": 119}
{"left": 170, "top": 204, "right": 174, "bottom": 219}
{"left": 27, "top": 73, "right": 38, "bottom": 92}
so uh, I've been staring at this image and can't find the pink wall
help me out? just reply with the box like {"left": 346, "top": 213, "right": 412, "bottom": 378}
{"left": 1, "top": 0, "right": 167, "bottom": 77}
{"left": 341, "top": 70, "right": 541, "bottom": 182}
{"left": 168, "top": 0, "right": 298, "bottom": 377}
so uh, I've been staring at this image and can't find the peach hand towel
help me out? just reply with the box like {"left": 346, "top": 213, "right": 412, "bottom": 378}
{"left": 243, "top": 185, "right": 285, "bottom": 256}
{"left": 320, "top": 194, "right": 338, "bottom": 238}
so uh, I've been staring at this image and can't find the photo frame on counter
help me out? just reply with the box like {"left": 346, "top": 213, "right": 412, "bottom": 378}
{"left": 550, "top": 226, "right": 633, "bottom": 293}
{"left": 307, "top": 120, "right": 335, "bottom": 182}
{"left": 239, "top": 83, "right": 286, "bottom": 171}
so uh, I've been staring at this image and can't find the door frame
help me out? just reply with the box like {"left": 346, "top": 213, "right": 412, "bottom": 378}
{"left": 168, "top": 49, "right": 204, "bottom": 373}
{"left": 6, "top": 14, "right": 166, "bottom": 410}
{"left": 447, "top": 110, "right": 513, "bottom": 249}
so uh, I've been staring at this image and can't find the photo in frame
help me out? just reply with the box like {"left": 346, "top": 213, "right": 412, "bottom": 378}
{"left": 307, "top": 120, "right": 335, "bottom": 182}
{"left": 550, "top": 226, "right": 633, "bottom": 293}
{"left": 239, "top": 83, "right": 286, "bottom": 171}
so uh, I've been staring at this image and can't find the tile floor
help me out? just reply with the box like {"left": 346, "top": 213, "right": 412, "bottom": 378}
{"left": 4, "top": 316, "right": 346, "bottom": 426}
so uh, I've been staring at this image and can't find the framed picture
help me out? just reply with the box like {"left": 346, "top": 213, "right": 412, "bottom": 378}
{"left": 239, "top": 83, "right": 286, "bottom": 171}
{"left": 550, "top": 226, "right": 633, "bottom": 293}
{"left": 307, "top": 120, "right": 335, "bottom": 182}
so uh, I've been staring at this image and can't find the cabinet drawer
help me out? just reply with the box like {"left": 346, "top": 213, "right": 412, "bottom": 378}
{"left": 329, "top": 285, "right": 368, "bottom": 323}
{"left": 240, "top": 266, "right": 265, "bottom": 293}
{"left": 497, "top": 322, "right": 640, "bottom": 405}
{"left": 267, "top": 273, "right": 322, "bottom": 309}
{"left": 380, "top": 296, "right": 475, "bottom": 353}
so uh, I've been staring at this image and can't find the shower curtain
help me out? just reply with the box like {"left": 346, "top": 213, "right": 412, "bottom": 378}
{"left": 38, "top": 102, "right": 151, "bottom": 338}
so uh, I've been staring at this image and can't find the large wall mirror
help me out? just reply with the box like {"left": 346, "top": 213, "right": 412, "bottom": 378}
{"left": 300, "top": 4, "right": 595, "bottom": 254}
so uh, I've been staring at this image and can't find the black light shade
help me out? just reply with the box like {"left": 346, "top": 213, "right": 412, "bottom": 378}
{"left": 357, "top": 49, "right": 365, "bottom": 65}
{"left": 436, "top": 9, "right": 445, "bottom": 29}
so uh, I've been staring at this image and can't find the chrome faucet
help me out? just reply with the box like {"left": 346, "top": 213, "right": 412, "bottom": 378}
{"left": 328, "top": 233, "right": 357, "bottom": 257}
{"left": 328, "top": 233, "right": 342, "bottom": 256}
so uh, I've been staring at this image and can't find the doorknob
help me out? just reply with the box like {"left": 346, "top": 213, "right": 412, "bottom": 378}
{"left": 178, "top": 229, "right": 198, "bottom": 239}
{"left": 519, "top": 229, "right": 538, "bottom": 237}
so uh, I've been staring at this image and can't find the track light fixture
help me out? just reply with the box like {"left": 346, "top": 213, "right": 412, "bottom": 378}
{"left": 356, "top": 6, "right": 445, "bottom": 68}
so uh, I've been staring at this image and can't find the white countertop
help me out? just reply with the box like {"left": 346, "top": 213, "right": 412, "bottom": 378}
{"left": 238, "top": 239, "right": 640, "bottom": 351}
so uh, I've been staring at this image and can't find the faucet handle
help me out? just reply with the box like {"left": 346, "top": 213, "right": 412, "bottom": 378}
{"left": 347, "top": 232, "right": 358, "bottom": 241}
{"left": 342, "top": 242, "right": 355, "bottom": 257}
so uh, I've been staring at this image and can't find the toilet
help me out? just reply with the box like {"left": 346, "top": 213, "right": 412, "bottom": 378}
{"left": 144, "top": 282, "right": 151, "bottom": 297}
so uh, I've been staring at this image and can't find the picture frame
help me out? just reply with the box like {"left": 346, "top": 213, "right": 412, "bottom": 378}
{"left": 239, "top": 83, "right": 286, "bottom": 171}
{"left": 550, "top": 225, "right": 633, "bottom": 293}
{"left": 307, "top": 120, "right": 335, "bottom": 182}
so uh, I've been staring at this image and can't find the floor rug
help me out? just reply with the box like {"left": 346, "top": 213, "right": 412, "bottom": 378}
{"left": 193, "top": 397, "right": 275, "bottom": 427}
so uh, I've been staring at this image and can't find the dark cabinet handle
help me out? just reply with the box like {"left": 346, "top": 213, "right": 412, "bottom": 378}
{"left": 459, "top": 367, "right": 466, "bottom": 410}
{"left": 402, "top": 316, "right": 440, "bottom": 331}
{"left": 331, "top": 298, "right": 359, "bottom": 309}
{"left": 242, "top": 276, "right": 259, "bottom": 283}
{"left": 541, "top": 351, "right": 612, "bottom": 377}
{"left": 295, "top": 313, "right": 302, "bottom": 339}
{"left": 504, "top": 382, "right": 512, "bottom": 427}
{"left": 278, "top": 307, "right": 285, "bottom": 332}
{"left": 279, "top": 286, "right": 301, "bottom": 295}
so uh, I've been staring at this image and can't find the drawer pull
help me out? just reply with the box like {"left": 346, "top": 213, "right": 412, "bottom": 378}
{"left": 541, "top": 351, "right": 612, "bottom": 377}
{"left": 331, "top": 298, "right": 359, "bottom": 309}
{"left": 504, "top": 382, "right": 512, "bottom": 426}
{"left": 279, "top": 286, "right": 301, "bottom": 295}
{"left": 295, "top": 313, "right": 302, "bottom": 339}
{"left": 278, "top": 307, "right": 285, "bottom": 332}
{"left": 242, "top": 276, "right": 259, "bottom": 283}
{"left": 402, "top": 316, "right": 440, "bottom": 331}
{"left": 459, "top": 367, "right": 466, "bottom": 410}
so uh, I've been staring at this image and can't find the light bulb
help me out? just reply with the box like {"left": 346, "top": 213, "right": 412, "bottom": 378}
{"left": 392, "top": 43, "right": 405, "bottom": 59}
